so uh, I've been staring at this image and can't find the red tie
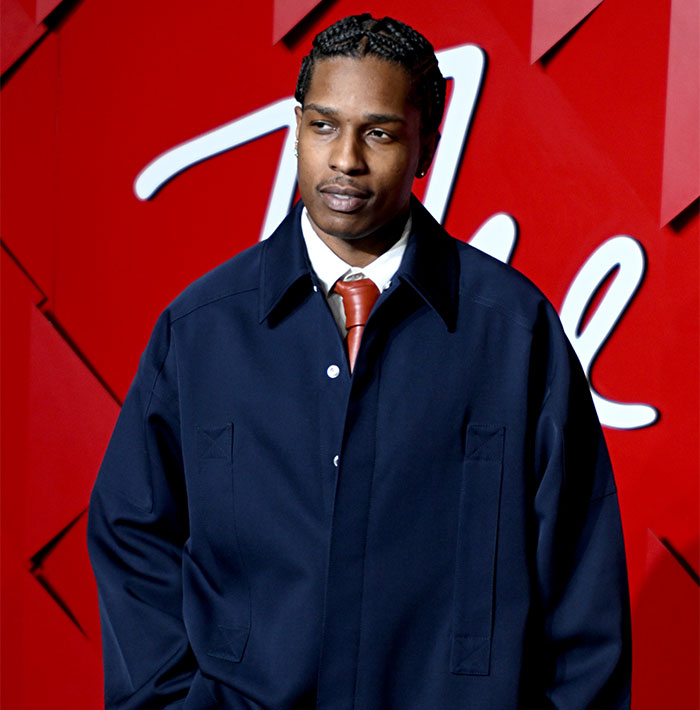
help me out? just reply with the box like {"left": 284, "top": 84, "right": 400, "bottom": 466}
{"left": 333, "top": 277, "right": 380, "bottom": 373}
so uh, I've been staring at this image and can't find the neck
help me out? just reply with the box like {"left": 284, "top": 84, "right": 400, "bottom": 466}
{"left": 310, "top": 209, "right": 409, "bottom": 268}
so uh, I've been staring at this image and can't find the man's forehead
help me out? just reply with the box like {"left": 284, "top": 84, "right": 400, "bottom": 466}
{"left": 301, "top": 56, "right": 416, "bottom": 116}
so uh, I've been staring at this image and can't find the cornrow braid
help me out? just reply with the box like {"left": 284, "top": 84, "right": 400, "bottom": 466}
{"left": 295, "top": 14, "right": 446, "bottom": 136}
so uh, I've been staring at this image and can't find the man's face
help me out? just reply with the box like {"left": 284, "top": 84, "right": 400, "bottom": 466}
{"left": 295, "top": 55, "right": 436, "bottom": 245}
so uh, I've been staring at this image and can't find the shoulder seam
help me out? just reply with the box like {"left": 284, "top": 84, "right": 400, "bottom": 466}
{"left": 170, "top": 286, "right": 259, "bottom": 324}
{"left": 145, "top": 324, "right": 175, "bottom": 422}
{"left": 466, "top": 293, "right": 534, "bottom": 333}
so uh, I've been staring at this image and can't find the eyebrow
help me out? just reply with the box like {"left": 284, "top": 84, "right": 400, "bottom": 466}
{"left": 304, "top": 103, "right": 406, "bottom": 125}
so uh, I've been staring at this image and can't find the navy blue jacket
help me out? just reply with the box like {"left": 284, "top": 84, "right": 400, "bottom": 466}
{"left": 88, "top": 199, "right": 631, "bottom": 709}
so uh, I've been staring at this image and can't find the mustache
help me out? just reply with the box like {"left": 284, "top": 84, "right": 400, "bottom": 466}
{"left": 317, "top": 178, "right": 372, "bottom": 197}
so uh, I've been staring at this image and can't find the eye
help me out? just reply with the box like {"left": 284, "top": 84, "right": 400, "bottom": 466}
{"left": 310, "top": 120, "right": 334, "bottom": 133}
{"left": 367, "top": 128, "right": 393, "bottom": 142}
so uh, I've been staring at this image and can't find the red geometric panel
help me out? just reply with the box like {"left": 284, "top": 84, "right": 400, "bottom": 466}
{"left": 0, "top": 31, "right": 59, "bottom": 300}
{"left": 539, "top": 0, "right": 673, "bottom": 226}
{"left": 1, "top": 250, "right": 118, "bottom": 708}
{"left": 19, "top": 0, "right": 64, "bottom": 23}
{"left": 634, "top": 531, "right": 700, "bottom": 707}
{"left": 0, "top": 0, "right": 46, "bottom": 74}
{"left": 530, "top": 0, "right": 604, "bottom": 62}
{"left": 660, "top": 0, "right": 700, "bottom": 225}
{"left": 273, "top": 0, "right": 324, "bottom": 43}
{"left": 25, "top": 294, "right": 119, "bottom": 553}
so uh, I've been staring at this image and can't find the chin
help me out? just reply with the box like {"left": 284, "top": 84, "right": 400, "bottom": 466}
{"left": 324, "top": 227, "right": 371, "bottom": 242}
{"left": 311, "top": 213, "right": 371, "bottom": 241}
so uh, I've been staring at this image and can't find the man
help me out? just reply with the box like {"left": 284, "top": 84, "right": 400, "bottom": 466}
{"left": 88, "top": 14, "right": 631, "bottom": 709}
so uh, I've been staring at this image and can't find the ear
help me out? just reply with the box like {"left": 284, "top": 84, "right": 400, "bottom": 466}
{"left": 294, "top": 106, "right": 302, "bottom": 141}
{"left": 416, "top": 131, "right": 440, "bottom": 178}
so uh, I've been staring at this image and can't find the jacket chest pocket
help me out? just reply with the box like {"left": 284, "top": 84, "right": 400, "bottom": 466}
{"left": 451, "top": 424, "right": 505, "bottom": 676}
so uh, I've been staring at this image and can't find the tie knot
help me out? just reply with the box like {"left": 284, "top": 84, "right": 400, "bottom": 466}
{"left": 333, "top": 278, "right": 380, "bottom": 329}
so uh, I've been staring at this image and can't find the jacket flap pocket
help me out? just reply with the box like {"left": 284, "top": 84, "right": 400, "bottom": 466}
{"left": 451, "top": 424, "right": 505, "bottom": 676}
{"left": 197, "top": 424, "right": 233, "bottom": 460}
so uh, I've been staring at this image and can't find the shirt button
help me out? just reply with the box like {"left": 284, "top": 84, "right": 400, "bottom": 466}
{"left": 326, "top": 364, "right": 340, "bottom": 379}
{"left": 333, "top": 455, "right": 339, "bottom": 467}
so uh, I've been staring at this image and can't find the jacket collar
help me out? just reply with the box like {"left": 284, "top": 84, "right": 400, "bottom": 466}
{"left": 395, "top": 196, "right": 460, "bottom": 332}
{"left": 259, "top": 198, "right": 459, "bottom": 330}
{"left": 259, "top": 201, "right": 314, "bottom": 323}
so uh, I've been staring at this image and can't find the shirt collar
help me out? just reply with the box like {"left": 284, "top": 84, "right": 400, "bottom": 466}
{"left": 260, "top": 199, "right": 459, "bottom": 330}
{"left": 300, "top": 207, "right": 410, "bottom": 295}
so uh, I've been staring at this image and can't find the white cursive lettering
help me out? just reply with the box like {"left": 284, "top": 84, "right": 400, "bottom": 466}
{"left": 559, "top": 236, "right": 658, "bottom": 429}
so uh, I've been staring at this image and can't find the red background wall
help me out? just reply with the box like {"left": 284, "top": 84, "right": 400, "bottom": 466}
{"left": 2, "top": 0, "right": 698, "bottom": 707}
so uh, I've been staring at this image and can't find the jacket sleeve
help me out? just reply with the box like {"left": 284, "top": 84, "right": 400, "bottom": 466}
{"left": 87, "top": 311, "right": 196, "bottom": 709}
{"left": 533, "top": 309, "right": 632, "bottom": 709}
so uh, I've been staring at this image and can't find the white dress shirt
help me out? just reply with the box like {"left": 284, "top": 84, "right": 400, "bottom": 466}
{"left": 301, "top": 207, "right": 411, "bottom": 335}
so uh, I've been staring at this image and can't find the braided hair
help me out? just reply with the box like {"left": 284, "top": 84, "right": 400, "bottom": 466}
{"left": 295, "top": 14, "right": 446, "bottom": 136}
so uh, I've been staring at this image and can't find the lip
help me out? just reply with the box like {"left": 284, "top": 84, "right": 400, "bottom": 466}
{"left": 318, "top": 182, "right": 371, "bottom": 213}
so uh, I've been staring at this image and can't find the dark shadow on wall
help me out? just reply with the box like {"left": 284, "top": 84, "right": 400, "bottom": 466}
{"left": 668, "top": 197, "right": 699, "bottom": 234}
{"left": 280, "top": 0, "right": 340, "bottom": 49}
{"left": 0, "top": 0, "right": 85, "bottom": 88}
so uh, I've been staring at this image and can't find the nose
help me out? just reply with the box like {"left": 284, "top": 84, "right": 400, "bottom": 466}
{"left": 329, "top": 130, "right": 367, "bottom": 174}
